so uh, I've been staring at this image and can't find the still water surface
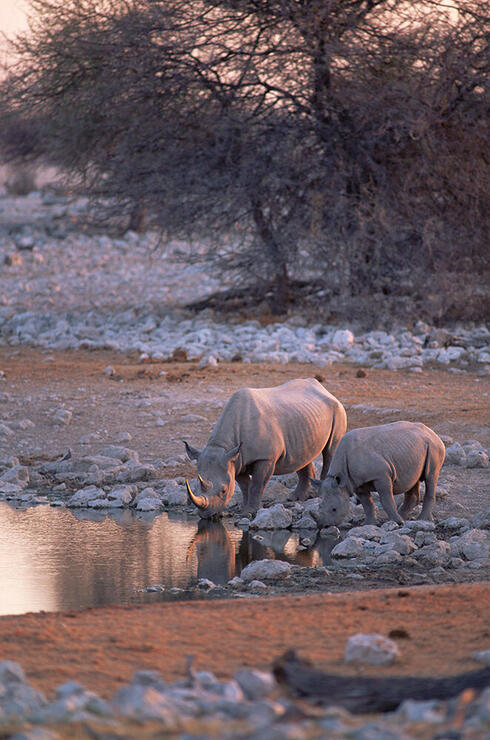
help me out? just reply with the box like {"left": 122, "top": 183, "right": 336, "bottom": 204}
{"left": 0, "top": 502, "right": 334, "bottom": 615}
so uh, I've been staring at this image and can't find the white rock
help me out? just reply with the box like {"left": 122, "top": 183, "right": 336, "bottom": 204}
{"left": 444, "top": 442, "right": 466, "bottom": 465}
{"left": 345, "top": 634, "right": 400, "bottom": 666}
{"left": 199, "top": 355, "right": 218, "bottom": 368}
{"left": 399, "top": 520, "right": 436, "bottom": 533}
{"left": 398, "top": 699, "right": 445, "bottom": 723}
{"left": 450, "top": 529, "right": 489, "bottom": 561}
{"left": 101, "top": 446, "right": 139, "bottom": 463}
{"left": 262, "top": 479, "right": 292, "bottom": 504}
{"left": 302, "top": 496, "right": 321, "bottom": 518}
{"left": 438, "top": 346, "right": 466, "bottom": 363}
{"left": 135, "top": 497, "right": 162, "bottom": 511}
{"left": 472, "top": 650, "right": 490, "bottom": 667}
{"left": 106, "top": 484, "right": 135, "bottom": 506}
{"left": 348, "top": 525, "right": 383, "bottom": 541}
{"left": 332, "top": 329, "right": 354, "bottom": 349}
{"left": 380, "top": 520, "right": 400, "bottom": 532}
{"left": 161, "top": 481, "right": 187, "bottom": 506}
{"left": 239, "top": 559, "right": 292, "bottom": 583}
{"left": 53, "top": 408, "right": 72, "bottom": 425}
{"left": 0, "top": 482, "right": 24, "bottom": 496}
{"left": 378, "top": 532, "right": 417, "bottom": 555}
{"left": 331, "top": 536, "right": 367, "bottom": 558}
{"left": 437, "top": 517, "right": 470, "bottom": 532}
{"left": 376, "top": 550, "right": 403, "bottom": 564}
{"left": 414, "top": 531, "right": 437, "bottom": 547}
{"left": 465, "top": 450, "right": 489, "bottom": 468}
{"left": 234, "top": 669, "right": 276, "bottom": 700}
{"left": 472, "top": 507, "right": 490, "bottom": 530}
{"left": 0, "top": 464, "right": 29, "bottom": 488}
{"left": 67, "top": 485, "right": 106, "bottom": 507}
{"left": 250, "top": 504, "right": 292, "bottom": 530}
{"left": 116, "top": 431, "right": 132, "bottom": 443}
{"left": 415, "top": 541, "right": 451, "bottom": 566}
{"left": 292, "top": 514, "right": 318, "bottom": 529}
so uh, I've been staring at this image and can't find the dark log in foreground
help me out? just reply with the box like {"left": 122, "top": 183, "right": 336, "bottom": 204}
{"left": 272, "top": 649, "right": 490, "bottom": 714}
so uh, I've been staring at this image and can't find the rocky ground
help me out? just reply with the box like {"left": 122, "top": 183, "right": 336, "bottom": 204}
{"left": 0, "top": 190, "right": 489, "bottom": 738}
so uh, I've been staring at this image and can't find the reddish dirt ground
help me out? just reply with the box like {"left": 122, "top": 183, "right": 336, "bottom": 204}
{"left": 0, "top": 347, "right": 488, "bottom": 699}
{"left": 0, "top": 583, "right": 488, "bottom": 700}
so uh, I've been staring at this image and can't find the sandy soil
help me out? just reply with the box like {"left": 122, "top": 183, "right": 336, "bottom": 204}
{"left": 0, "top": 583, "right": 488, "bottom": 701}
{"left": 0, "top": 346, "right": 489, "bottom": 696}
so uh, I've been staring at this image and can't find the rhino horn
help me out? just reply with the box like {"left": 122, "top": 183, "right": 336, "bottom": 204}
{"left": 186, "top": 479, "right": 209, "bottom": 510}
{"left": 198, "top": 474, "right": 212, "bottom": 492}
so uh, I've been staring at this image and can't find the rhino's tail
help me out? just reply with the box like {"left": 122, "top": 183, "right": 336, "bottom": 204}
{"left": 320, "top": 405, "right": 347, "bottom": 478}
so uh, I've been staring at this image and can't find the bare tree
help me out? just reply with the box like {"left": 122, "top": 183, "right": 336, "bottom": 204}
{"left": 1, "top": 0, "right": 488, "bottom": 318}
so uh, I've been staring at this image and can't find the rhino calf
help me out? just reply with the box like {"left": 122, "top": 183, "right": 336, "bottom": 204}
{"left": 184, "top": 378, "right": 347, "bottom": 518}
{"left": 311, "top": 421, "right": 445, "bottom": 526}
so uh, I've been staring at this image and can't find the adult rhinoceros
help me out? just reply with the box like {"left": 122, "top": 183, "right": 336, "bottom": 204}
{"left": 311, "top": 420, "right": 445, "bottom": 526}
{"left": 184, "top": 378, "right": 347, "bottom": 518}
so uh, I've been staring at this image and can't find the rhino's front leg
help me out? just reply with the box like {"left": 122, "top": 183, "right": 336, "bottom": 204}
{"left": 294, "top": 462, "right": 315, "bottom": 501}
{"left": 244, "top": 460, "right": 275, "bottom": 514}
{"left": 375, "top": 477, "right": 404, "bottom": 525}
{"left": 236, "top": 471, "right": 251, "bottom": 509}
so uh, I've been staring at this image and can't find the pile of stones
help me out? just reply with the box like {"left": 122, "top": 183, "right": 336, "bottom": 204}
{"left": 1, "top": 308, "right": 489, "bottom": 374}
{"left": 0, "top": 653, "right": 489, "bottom": 739}
{"left": 0, "top": 193, "right": 489, "bottom": 373}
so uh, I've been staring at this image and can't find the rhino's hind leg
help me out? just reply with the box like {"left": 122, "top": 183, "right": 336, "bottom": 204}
{"left": 418, "top": 472, "right": 439, "bottom": 521}
{"left": 294, "top": 462, "right": 315, "bottom": 501}
{"left": 320, "top": 448, "right": 330, "bottom": 479}
{"left": 375, "top": 477, "right": 405, "bottom": 525}
{"left": 398, "top": 481, "right": 420, "bottom": 520}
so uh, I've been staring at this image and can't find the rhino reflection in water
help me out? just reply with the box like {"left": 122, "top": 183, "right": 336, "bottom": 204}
{"left": 184, "top": 378, "right": 347, "bottom": 518}
{"left": 187, "top": 519, "right": 235, "bottom": 584}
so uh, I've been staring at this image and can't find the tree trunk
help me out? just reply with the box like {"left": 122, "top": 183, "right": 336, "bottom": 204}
{"left": 251, "top": 199, "right": 290, "bottom": 315}
{"left": 128, "top": 201, "right": 147, "bottom": 233}
{"left": 273, "top": 649, "right": 490, "bottom": 714}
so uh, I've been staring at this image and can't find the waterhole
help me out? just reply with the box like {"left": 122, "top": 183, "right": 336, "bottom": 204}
{"left": 0, "top": 502, "right": 335, "bottom": 615}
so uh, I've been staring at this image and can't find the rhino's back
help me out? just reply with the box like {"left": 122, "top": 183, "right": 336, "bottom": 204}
{"left": 332, "top": 421, "right": 444, "bottom": 489}
{"left": 210, "top": 378, "right": 343, "bottom": 469}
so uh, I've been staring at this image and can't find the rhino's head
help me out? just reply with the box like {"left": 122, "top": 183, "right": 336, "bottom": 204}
{"left": 310, "top": 474, "right": 350, "bottom": 526}
{"left": 184, "top": 441, "right": 241, "bottom": 519}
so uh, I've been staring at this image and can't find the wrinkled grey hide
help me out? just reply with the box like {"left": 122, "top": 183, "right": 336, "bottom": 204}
{"left": 184, "top": 378, "right": 347, "bottom": 518}
{"left": 312, "top": 421, "right": 445, "bottom": 526}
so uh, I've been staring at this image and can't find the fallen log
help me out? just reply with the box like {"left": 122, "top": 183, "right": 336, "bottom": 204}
{"left": 272, "top": 649, "right": 490, "bottom": 714}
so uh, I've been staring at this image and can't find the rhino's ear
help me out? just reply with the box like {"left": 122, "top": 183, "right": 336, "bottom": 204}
{"left": 184, "top": 441, "right": 201, "bottom": 461}
{"left": 309, "top": 477, "right": 322, "bottom": 489}
{"left": 226, "top": 442, "right": 242, "bottom": 462}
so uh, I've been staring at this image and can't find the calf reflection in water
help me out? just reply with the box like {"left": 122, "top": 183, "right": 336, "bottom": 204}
{"left": 187, "top": 519, "right": 236, "bottom": 585}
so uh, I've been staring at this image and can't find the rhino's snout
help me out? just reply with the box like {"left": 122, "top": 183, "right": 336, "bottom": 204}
{"left": 318, "top": 491, "right": 350, "bottom": 527}
{"left": 186, "top": 479, "right": 228, "bottom": 518}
